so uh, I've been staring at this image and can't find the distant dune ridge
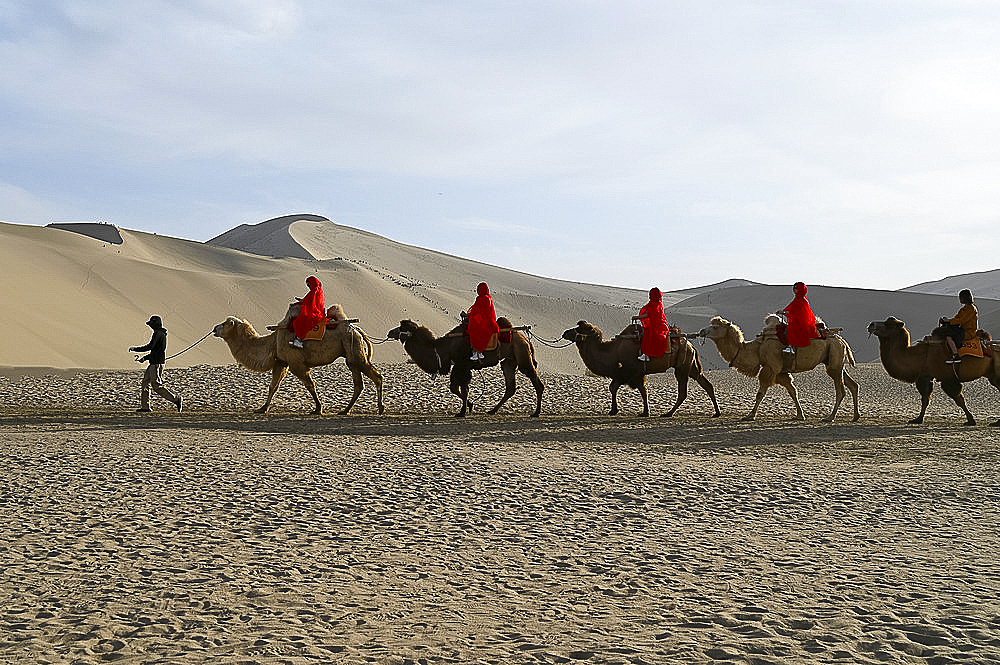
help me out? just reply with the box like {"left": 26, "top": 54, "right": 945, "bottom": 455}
{"left": 1, "top": 214, "right": 997, "bottom": 372}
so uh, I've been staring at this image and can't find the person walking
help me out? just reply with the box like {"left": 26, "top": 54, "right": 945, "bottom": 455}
{"left": 129, "top": 315, "right": 182, "bottom": 412}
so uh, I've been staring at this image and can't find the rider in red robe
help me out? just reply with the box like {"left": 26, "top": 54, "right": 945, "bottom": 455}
{"left": 467, "top": 282, "right": 499, "bottom": 360}
{"left": 291, "top": 276, "right": 325, "bottom": 347}
{"left": 781, "top": 281, "right": 819, "bottom": 348}
{"left": 635, "top": 287, "right": 670, "bottom": 361}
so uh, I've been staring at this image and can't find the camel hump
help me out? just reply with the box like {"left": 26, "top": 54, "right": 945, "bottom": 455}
{"left": 327, "top": 304, "right": 347, "bottom": 320}
{"left": 497, "top": 316, "right": 513, "bottom": 344}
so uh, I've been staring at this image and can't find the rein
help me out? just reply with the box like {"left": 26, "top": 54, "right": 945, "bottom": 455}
{"left": 164, "top": 330, "right": 214, "bottom": 361}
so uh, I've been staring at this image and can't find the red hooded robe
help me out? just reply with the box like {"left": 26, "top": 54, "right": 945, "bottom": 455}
{"left": 467, "top": 282, "right": 500, "bottom": 352}
{"left": 639, "top": 287, "right": 670, "bottom": 358}
{"left": 292, "top": 276, "right": 326, "bottom": 339}
{"left": 782, "top": 282, "right": 820, "bottom": 347}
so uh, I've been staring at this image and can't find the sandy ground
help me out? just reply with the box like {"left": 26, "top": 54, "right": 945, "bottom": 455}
{"left": 2, "top": 362, "right": 1000, "bottom": 664}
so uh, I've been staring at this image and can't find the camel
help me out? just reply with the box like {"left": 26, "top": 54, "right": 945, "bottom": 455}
{"left": 698, "top": 316, "right": 860, "bottom": 422}
{"left": 867, "top": 316, "right": 1000, "bottom": 426}
{"left": 212, "top": 303, "right": 384, "bottom": 415}
{"left": 561, "top": 321, "right": 721, "bottom": 417}
{"left": 387, "top": 317, "right": 544, "bottom": 417}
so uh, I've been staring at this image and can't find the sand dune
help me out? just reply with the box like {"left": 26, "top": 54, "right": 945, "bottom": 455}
{"left": 2, "top": 216, "right": 999, "bottom": 374}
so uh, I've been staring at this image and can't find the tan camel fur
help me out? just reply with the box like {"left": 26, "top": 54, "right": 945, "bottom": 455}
{"left": 213, "top": 304, "right": 384, "bottom": 415}
{"left": 867, "top": 316, "right": 1000, "bottom": 426}
{"left": 699, "top": 316, "right": 860, "bottom": 422}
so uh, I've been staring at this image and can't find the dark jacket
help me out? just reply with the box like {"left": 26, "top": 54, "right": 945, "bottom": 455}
{"left": 134, "top": 327, "right": 168, "bottom": 364}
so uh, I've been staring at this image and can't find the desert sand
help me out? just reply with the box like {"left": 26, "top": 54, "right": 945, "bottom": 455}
{"left": 2, "top": 361, "right": 999, "bottom": 664}
{"left": 3, "top": 215, "right": 1000, "bottom": 663}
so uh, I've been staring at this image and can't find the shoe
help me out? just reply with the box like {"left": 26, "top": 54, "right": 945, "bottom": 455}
{"left": 783, "top": 346, "right": 794, "bottom": 354}
{"left": 176, "top": 397, "right": 183, "bottom": 412}
{"left": 136, "top": 407, "right": 151, "bottom": 413}
{"left": 638, "top": 354, "right": 649, "bottom": 361}
{"left": 290, "top": 338, "right": 304, "bottom": 348}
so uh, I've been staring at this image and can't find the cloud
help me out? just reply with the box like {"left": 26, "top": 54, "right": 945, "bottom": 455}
{"left": 1, "top": 1, "right": 999, "bottom": 289}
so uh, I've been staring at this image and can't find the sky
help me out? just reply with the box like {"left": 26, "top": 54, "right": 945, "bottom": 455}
{"left": 1, "top": 1, "right": 999, "bottom": 291}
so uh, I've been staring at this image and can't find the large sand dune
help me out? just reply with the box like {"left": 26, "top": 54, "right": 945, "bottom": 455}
{"left": 2, "top": 216, "right": 998, "bottom": 373}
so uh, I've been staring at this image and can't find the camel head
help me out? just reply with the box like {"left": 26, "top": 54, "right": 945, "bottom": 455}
{"left": 699, "top": 316, "right": 744, "bottom": 344}
{"left": 213, "top": 316, "right": 260, "bottom": 341}
{"left": 562, "top": 320, "right": 604, "bottom": 344}
{"left": 387, "top": 320, "right": 445, "bottom": 375}
{"left": 867, "top": 316, "right": 908, "bottom": 340}
{"left": 387, "top": 319, "right": 432, "bottom": 344}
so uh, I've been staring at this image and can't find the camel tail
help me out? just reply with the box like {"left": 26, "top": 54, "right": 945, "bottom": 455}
{"left": 691, "top": 343, "right": 704, "bottom": 375}
{"left": 355, "top": 325, "right": 375, "bottom": 360}
{"left": 842, "top": 336, "right": 856, "bottom": 367}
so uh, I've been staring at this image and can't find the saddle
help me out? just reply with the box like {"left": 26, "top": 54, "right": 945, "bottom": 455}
{"left": 922, "top": 330, "right": 992, "bottom": 358}
{"left": 773, "top": 322, "right": 828, "bottom": 347}
{"left": 497, "top": 316, "right": 513, "bottom": 344}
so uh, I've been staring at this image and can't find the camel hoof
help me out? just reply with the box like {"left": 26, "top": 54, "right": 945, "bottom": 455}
{"left": 378, "top": 407, "right": 385, "bottom": 415}
{"left": 712, "top": 411, "right": 722, "bottom": 418}
{"left": 964, "top": 419, "right": 977, "bottom": 427}
{"left": 530, "top": 411, "right": 540, "bottom": 418}
{"left": 852, "top": 415, "right": 861, "bottom": 422}
{"left": 908, "top": 417, "right": 924, "bottom": 425}
{"left": 990, "top": 419, "right": 1000, "bottom": 427}
{"left": 255, "top": 406, "right": 269, "bottom": 414}
{"left": 338, "top": 409, "right": 350, "bottom": 416}
{"left": 660, "top": 412, "right": 675, "bottom": 418}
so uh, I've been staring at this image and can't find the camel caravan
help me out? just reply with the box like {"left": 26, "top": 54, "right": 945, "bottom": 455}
{"left": 209, "top": 277, "right": 1000, "bottom": 426}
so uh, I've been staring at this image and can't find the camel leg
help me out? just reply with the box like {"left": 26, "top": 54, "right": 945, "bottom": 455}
{"left": 844, "top": 372, "right": 861, "bottom": 421}
{"left": 521, "top": 359, "right": 544, "bottom": 418}
{"left": 366, "top": 363, "right": 385, "bottom": 415}
{"left": 488, "top": 358, "right": 518, "bottom": 415}
{"left": 941, "top": 379, "right": 976, "bottom": 426}
{"left": 910, "top": 377, "right": 933, "bottom": 424}
{"left": 823, "top": 368, "right": 847, "bottom": 422}
{"left": 609, "top": 379, "right": 622, "bottom": 416}
{"left": 340, "top": 368, "right": 365, "bottom": 415}
{"left": 290, "top": 366, "right": 322, "bottom": 415}
{"left": 775, "top": 372, "right": 804, "bottom": 420}
{"left": 745, "top": 371, "right": 776, "bottom": 421}
{"left": 988, "top": 376, "right": 1000, "bottom": 426}
{"left": 696, "top": 372, "right": 722, "bottom": 417}
{"left": 258, "top": 364, "right": 288, "bottom": 413}
{"left": 638, "top": 376, "right": 649, "bottom": 417}
{"left": 662, "top": 370, "right": 688, "bottom": 417}
{"left": 450, "top": 367, "right": 472, "bottom": 417}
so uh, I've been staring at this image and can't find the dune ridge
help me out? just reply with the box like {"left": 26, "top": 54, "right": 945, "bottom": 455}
{"left": 2, "top": 216, "right": 999, "bottom": 373}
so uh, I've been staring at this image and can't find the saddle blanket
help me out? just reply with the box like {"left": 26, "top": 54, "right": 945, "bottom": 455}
{"left": 302, "top": 318, "right": 328, "bottom": 341}
{"left": 959, "top": 338, "right": 984, "bottom": 358}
